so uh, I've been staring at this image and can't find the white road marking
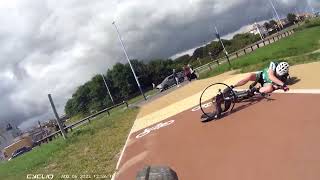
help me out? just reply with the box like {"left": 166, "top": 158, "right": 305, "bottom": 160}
{"left": 112, "top": 120, "right": 136, "bottom": 180}
{"left": 235, "top": 89, "right": 320, "bottom": 94}
{"left": 273, "top": 89, "right": 320, "bottom": 94}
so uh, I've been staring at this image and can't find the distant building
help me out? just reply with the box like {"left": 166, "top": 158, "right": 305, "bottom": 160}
{"left": 0, "top": 120, "right": 57, "bottom": 160}
{"left": 28, "top": 126, "right": 51, "bottom": 143}
{"left": 2, "top": 135, "right": 33, "bottom": 160}
{"left": 23, "top": 120, "right": 56, "bottom": 143}
{"left": 296, "top": 13, "right": 314, "bottom": 19}
{"left": 249, "top": 23, "right": 268, "bottom": 38}
{"left": 0, "top": 123, "right": 22, "bottom": 160}
{"left": 279, "top": 18, "right": 290, "bottom": 26}
{"left": 0, "top": 124, "right": 22, "bottom": 151}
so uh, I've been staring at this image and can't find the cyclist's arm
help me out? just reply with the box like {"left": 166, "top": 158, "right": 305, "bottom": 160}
{"left": 268, "top": 69, "right": 285, "bottom": 86}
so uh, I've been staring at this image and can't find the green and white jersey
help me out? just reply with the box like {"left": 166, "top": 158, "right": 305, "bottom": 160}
{"left": 258, "top": 61, "right": 278, "bottom": 84}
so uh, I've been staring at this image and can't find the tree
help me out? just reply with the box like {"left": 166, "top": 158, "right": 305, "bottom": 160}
{"left": 269, "top": 20, "right": 278, "bottom": 29}
{"left": 287, "top": 13, "right": 297, "bottom": 24}
{"left": 70, "top": 84, "right": 91, "bottom": 115}
{"left": 192, "top": 46, "right": 205, "bottom": 59}
{"left": 64, "top": 28, "right": 273, "bottom": 117}
{"left": 229, "top": 33, "right": 260, "bottom": 52}
{"left": 65, "top": 98, "right": 77, "bottom": 116}
{"left": 87, "top": 75, "right": 112, "bottom": 112}
{"left": 174, "top": 54, "right": 190, "bottom": 64}
{"left": 106, "top": 63, "right": 136, "bottom": 98}
{"left": 147, "top": 59, "right": 174, "bottom": 85}
{"left": 264, "top": 22, "right": 272, "bottom": 30}
{"left": 131, "top": 59, "right": 153, "bottom": 88}
{"left": 207, "top": 41, "right": 223, "bottom": 59}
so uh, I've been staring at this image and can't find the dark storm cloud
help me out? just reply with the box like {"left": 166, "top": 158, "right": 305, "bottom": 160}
{"left": 0, "top": 0, "right": 314, "bottom": 130}
{"left": 114, "top": 0, "right": 310, "bottom": 60}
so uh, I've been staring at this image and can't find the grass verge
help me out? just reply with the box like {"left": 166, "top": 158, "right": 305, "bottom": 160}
{"left": 0, "top": 107, "right": 139, "bottom": 180}
{"left": 128, "top": 89, "right": 158, "bottom": 105}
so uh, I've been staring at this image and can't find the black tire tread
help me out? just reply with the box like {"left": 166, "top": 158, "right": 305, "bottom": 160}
{"left": 136, "top": 166, "right": 178, "bottom": 180}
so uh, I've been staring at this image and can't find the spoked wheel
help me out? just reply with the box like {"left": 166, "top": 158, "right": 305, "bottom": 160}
{"left": 199, "top": 83, "right": 237, "bottom": 121}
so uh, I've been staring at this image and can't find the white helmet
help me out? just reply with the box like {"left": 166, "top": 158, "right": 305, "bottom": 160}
{"left": 276, "top": 62, "right": 289, "bottom": 76}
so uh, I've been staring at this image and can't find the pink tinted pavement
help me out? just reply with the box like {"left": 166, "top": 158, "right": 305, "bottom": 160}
{"left": 116, "top": 93, "right": 320, "bottom": 180}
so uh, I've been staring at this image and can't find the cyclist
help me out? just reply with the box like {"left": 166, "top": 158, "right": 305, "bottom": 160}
{"left": 229, "top": 61, "right": 290, "bottom": 93}
{"left": 202, "top": 61, "right": 290, "bottom": 121}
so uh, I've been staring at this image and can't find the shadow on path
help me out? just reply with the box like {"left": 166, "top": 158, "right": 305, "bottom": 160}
{"left": 201, "top": 96, "right": 275, "bottom": 123}
{"left": 286, "top": 76, "right": 300, "bottom": 85}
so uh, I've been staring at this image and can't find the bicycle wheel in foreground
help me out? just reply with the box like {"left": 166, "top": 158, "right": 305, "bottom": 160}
{"left": 136, "top": 165, "right": 178, "bottom": 180}
{"left": 199, "top": 83, "right": 236, "bottom": 121}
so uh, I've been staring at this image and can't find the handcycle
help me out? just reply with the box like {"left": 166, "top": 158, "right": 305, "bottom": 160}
{"left": 199, "top": 76, "right": 289, "bottom": 122}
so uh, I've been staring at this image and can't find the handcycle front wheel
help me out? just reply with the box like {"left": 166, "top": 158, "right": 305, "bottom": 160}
{"left": 199, "top": 82, "right": 237, "bottom": 120}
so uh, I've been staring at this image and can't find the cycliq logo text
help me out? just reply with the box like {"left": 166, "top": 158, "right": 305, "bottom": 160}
{"left": 27, "top": 174, "right": 54, "bottom": 179}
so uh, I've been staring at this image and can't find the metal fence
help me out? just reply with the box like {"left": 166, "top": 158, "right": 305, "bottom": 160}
{"left": 35, "top": 101, "right": 128, "bottom": 145}
{"left": 194, "top": 29, "right": 296, "bottom": 76}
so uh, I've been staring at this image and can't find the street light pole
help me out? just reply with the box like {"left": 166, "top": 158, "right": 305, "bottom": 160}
{"left": 215, "top": 26, "right": 228, "bottom": 55}
{"left": 48, "top": 94, "right": 67, "bottom": 139}
{"left": 215, "top": 26, "right": 231, "bottom": 67}
{"left": 201, "top": 41, "right": 206, "bottom": 64}
{"left": 268, "top": 0, "right": 284, "bottom": 29}
{"left": 112, "top": 21, "right": 147, "bottom": 101}
{"left": 101, "top": 74, "right": 115, "bottom": 105}
{"left": 255, "top": 22, "right": 264, "bottom": 41}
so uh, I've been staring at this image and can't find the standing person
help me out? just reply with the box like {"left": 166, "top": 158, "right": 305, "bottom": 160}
{"left": 188, "top": 64, "right": 198, "bottom": 80}
{"left": 183, "top": 64, "right": 191, "bottom": 81}
{"left": 173, "top": 69, "right": 180, "bottom": 87}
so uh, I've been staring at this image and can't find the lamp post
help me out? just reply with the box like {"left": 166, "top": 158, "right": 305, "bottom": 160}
{"left": 112, "top": 21, "right": 147, "bottom": 101}
{"left": 101, "top": 74, "right": 115, "bottom": 105}
{"left": 48, "top": 94, "right": 67, "bottom": 139}
{"left": 268, "top": 0, "right": 284, "bottom": 29}
{"left": 215, "top": 26, "right": 228, "bottom": 55}
{"left": 202, "top": 42, "right": 204, "bottom": 59}
{"left": 255, "top": 22, "right": 264, "bottom": 41}
{"left": 215, "top": 26, "right": 231, "bottom": 67}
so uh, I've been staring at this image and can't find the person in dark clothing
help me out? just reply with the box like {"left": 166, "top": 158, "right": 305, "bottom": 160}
{"left": 184, "top": 64, "right": 197, "bottom": 81}
{"left": 173, "top": 69, "right": 180, "bottom": 87}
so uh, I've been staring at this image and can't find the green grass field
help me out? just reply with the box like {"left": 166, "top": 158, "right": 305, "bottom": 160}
{"left": 201, "top": 18, "right": 320, "bottom": 79}
{"left": 128, "top": 89, "right": 158, "bottom": 105}
{"left": 0, "top": 107, "right": 139, "bottom": 180}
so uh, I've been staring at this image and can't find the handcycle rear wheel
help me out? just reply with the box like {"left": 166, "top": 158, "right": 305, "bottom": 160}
{"left": 199, "top": 83, "right": 237, "bottom": 120}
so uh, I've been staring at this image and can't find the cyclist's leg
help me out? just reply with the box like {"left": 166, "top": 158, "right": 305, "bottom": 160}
{"left": 233, "top": 72, "right": 259, "bottom": 88}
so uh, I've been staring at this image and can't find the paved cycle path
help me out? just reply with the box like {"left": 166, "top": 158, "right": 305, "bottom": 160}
{"left": 113, "top": 62, "right": 320, "bottom": 179}
{"left": 116, "top": 93, "right": 320, "bottom": 180}
{"left": 131, "top": 62, "right": 320, "bottom": 134}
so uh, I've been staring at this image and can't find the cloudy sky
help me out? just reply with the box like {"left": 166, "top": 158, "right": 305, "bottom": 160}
{"left": 0, "top": 0, "right": 319, "bottom": 130}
